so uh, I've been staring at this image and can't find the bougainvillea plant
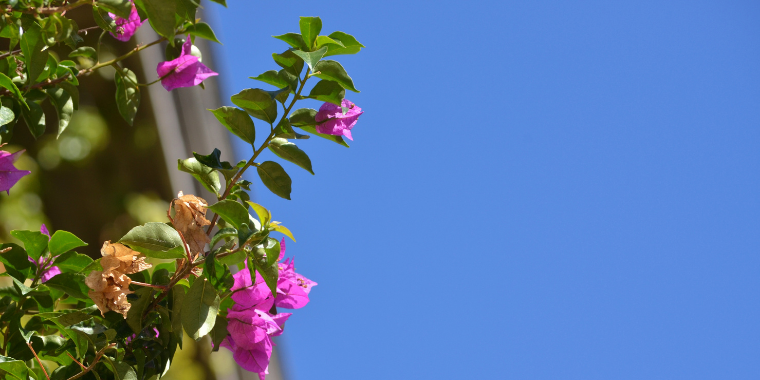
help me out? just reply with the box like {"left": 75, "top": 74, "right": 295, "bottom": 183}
{"left": 0, "top": 1, "right": 365, "bottom": 380}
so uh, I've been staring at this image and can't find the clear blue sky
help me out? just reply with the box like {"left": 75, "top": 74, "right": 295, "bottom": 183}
{"left": 209, "top": 1, "right": 760, "bottom": 378}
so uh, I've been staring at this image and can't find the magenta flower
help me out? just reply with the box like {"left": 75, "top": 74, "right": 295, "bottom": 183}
{"left": 274, "top": 239, "right": 317, "bottom": 309}
{"left": 28, "top": 224, "right": 61, "bottom": 283}
{"left": 0, "top": 149, "right": 31, "bottom": 195}
{"left": 108, "top": 2, "right": 143, "bottom": 42}
{"left": 221, "top": 334, "right": 272, "bottom": 376}
{"left": 156, "top": 37, "right": 218, "bottom": 91}
{"left": 222, "top": 309, "right": 290, "bottom": 379}
{"left": 315, "top": 99, "right": 364, "bottom": 140}
{"left": 231, "top": 261, "right": 274, "bottom": 312}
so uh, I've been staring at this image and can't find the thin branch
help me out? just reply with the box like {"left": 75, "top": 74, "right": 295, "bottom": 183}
{"left": 65, "top": 343, "right": 115, "bottom": 380}
{"left": 3, "top": 0, "right": 90, "bottom": 15}
{"left": 66, "top": 352, "right": 86, "bottom": 370}
{"left": 27, "top": 343, "right": 51, "bottom": 380}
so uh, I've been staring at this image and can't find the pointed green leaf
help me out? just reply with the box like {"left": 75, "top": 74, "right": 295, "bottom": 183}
{"left": 181, "top": 278, "right": 219, "bottom": 340}
{"left": 313, "top": 60, "right": 359, "bottom": 92}
{"left": 48, "top": 230, "right": 87, "bottom": 255}
{"left": 299, "top": 17, "right": 322, "bottom": 50}
{"left": 315, "top": 35, "right": 345, "bottom": 49}
{"left": 324, "top": 31, "right": 365, "bottom": 57}
{"left": 0, "top": 106, "right": 14, "bottom": 127}
{"left": 272, "top": 50, "right": 304, "bottom": 77}
{"left": 44, "top": 273, "right": 89, "bottom": 300}
{"left": 273, "top": 33, "right": 306, "bottom": 50}
{"left": 21, "top": 24, "right": 49, "bottom": 86}
{"left": 308, "top": 80, "right": 345, "bottom": 105}
{"left": 210, "top": 106, "right": 256, "bottom": 146}
{"left": 0, "top": 73, "right": 27, "bottom": 109}
{"left": 134, "top": 0, "right": 176, "bottom": 40}
{"left": 46, "top": 87, "right": 75, "bottom": 137}
{"left": 126, "top": 287, "right": 154, "bottom": 333}
{"left": 257, "top": 161, "right": 292, "bottom": 200}
{"left": 231, "top": 88, "right": 277, "bottom": 125}
{"left": 268, "top": 138, "right": 314, "bottom": 174}
{"left": 9, "top": 230, "right": 48, "bottom": 260}
{"left": 0, "top": 355, "right": 29, "bottom": 380}
{"left": 52, "top": 251, "right": 93, "bottom": 273}
{"left": 185, "top": 22, "right": 221, "bottom": 44}
{"left": 270, "top": 224, "right": 295, "bottom": 242}
{"left": 289, "top": 108, "right": 317, "bottom": 127}
{"left": 292, "top": 47, "right": 327, "bottom": 72}
{"left": 178, "top": 157, "right": 222, "bottom": 195}
{"left": 97, "top": 0, "right": 132, "bottom": 19}
{"left": 0, "top": 243, "right": 33, "bottom": 281}
{"left": 193, "top": 149, "right": 233, "bottom": 171}
{"left": 245, "top": 202, "right": 271, "bottom": 226}
{"left": 21, "top": 101, "right": 45, "bottom": 139}
{"left": 119, "top": 222, "right": 186, "bottom": 259}
{"left": 115, "top": 68, "right": 140, "bottom": 126}
{"left": 209, "top": 315, "right": 227, "bottom": 352}
{"left": 92, "top": 7, "right": 117, "bottom": 32}
{"left": 208, "top": 200, "right": 249, "bottom": 230}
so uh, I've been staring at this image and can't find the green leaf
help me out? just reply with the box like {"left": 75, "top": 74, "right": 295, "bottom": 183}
{"left": 209, "top": 316, "right": 227, "bottom": 352}
{"left": 231, "top": 89, "right": 278, "bottom": 125}
{"left": 315, "top": 35, "right": 345, "bottom": 49}
{"left": 210, "top": 227, "right": 236, "bottom": 249}
{"left": 298, "top": 125, "right": 350, "bottom": 147}
{"left": 0, "top": 73, "right": 27, "bottom": 109}
{"left": 134, "top": 0, "right": 176, "bottom": 40}
{"left": 308, "top": 80, "right": 345, "bottom": 106}
{"left": 181, "top": 278, "right": 219, "bottom": 340}
{"left": 177, "top": 157, "right": 222, "bottom": 195}
{"left": 208, "top": 200, "right": 249, "bottom": 230}
{"left": 21, "top": 101, "right": 45, "bottom": 139}
{"left": 126, "top": 287, "right": 154, "bottom": 333}
{"left": 45, "top": 87, "right": 74, "bottom": 137}
{"left": 264, "top": 238, "right": 280, "bottom": 266}
{"left": 209, "top": 106, "right": 256, "bottom": 146}
{"left": 289, "top": 108, "right": 317, "bottom": 127}
{"left": 52, "top": 251, "right": 93, "bottom": 273}
{"left": 299, "top": 17, "right": 322, "bottom": 50}
{"left": 185, "top": 22, "right": 221, "bottom": 44}
{"left": 270, "top": 223, "right": 295, "bottom": 242}
{"left": 208, "top": 0, "right": 226, "bottom": 6}
{"left": 249, "top": 70, "right": 288, "bottom": 89}
{"left": 250, "top": 253, "right": 277, "bottom": 295}
{"left": 0, "top": 243, "right": 33, "bottom": 281}
{"left": 0, "top": 355, "right": 29, "bottom": 380}
{"left": 119, "top": 222, "right": 186, "bottom": 259}
{"left": 97, "top": 0, "right": 132, "bottom": 19}
{"left": 48, "top": 230, "right": 87, "bottom": 256}
{"left": 115, "top": 68, "right": 140, "bottom": 126}
{"left": 0, "top": 106, "right": 14, "bottom": 127}
{"left": 9, "top": 230, "right": 48, "bottom": 260}
{"left": 92, "top": 7, "right": 117, "bottom": 32}
{"left": 313, "top": 60, "right": 359, "bottom": 92}
{"left": 115, "top": 362, "right": 137, "bottom": 380}
{"left": 68, "top": 47, "right": 97, "bottom": 60}
{"left": 21, "top": 24, "right": 49, "bottom": 86}
{"left": 272, "top": 50, "right": 304, "bottom": 77}
{"left": 170, "top": 284, "right": 186, "bottom": 346}
{"left": 273, "top": 33, "right": 306, "bottom": 50}
{"left": 268, "top": 138, "right": 314, "bottom": 174}
{"left": 44, "top": 273, "right": 89, "bottom": 300}
{"left": 245, "top": 201, "right": 271, "bottom": 226}
{"left": 193, "top": 149, "right": 233, "bottom": 171}
{"left": 57, "top": 81, "right": 79, "bottom": 111}
{"left": 292, "top": 47, "right": 327, "bottom": 72}
{"left": 324, "top": 31, "right": 365, "bottom": 57}
{"left": 257, "top": 161, "right": 292, "bottom": 200}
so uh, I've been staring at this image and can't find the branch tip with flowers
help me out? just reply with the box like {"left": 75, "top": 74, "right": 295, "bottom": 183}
{"left": 0, "top": 7, "right": 365, "bottom": 380}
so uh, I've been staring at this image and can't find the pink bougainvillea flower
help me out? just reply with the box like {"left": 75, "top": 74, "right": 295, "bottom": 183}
{"left": 221, "top": 333, "right": 273, "bottom": 376}
{"left": 27, "top": 224, "right": 61, "bottom": 283}
{"left": 156, "top": 36, "right": 218, "bottom": 91}
{"left": 231, "top": 261, "right": 274, "bottom": 311}
{"left": 227, "top": 308, "right": 280, "bottom": 349}
{"left": 0, "top": 149, "right": 31, "bottom": 195}
{"left": 315, "top": 99, "right": 363, "bottom": 140}
{"left": 108, "top": 2, "right": 143, "bottom": 42}
{"left": 274, "top": 239, "right": 317, "bottom": 309}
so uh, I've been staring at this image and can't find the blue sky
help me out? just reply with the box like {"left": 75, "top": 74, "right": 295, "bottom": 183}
{"left": 209, "top": 1, "right": 760, "bottom": 378}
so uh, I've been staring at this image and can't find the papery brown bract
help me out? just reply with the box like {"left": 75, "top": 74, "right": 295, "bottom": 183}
{"left": 85, "top": 241, "right": 152, "bottom": 318}
{"left": 172, "top": 191, "right": 211, "bottom": 257}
